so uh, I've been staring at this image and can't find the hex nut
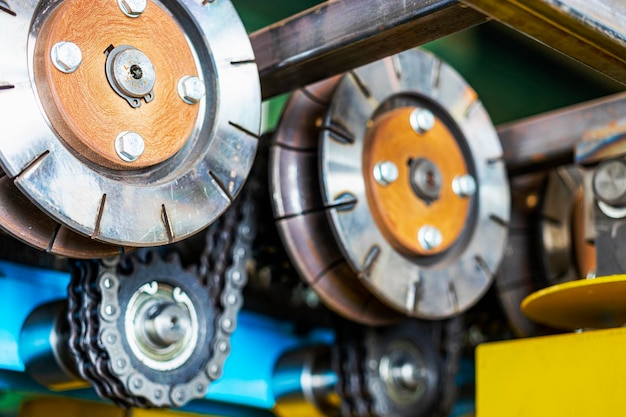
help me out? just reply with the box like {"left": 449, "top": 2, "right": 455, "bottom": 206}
{"left": 373, "top": 161, "right": 399, "bottom": 186}
{"left": 118, "top": 0, "right": 147, "bottom": 17}
{"left": 178, "top": 76, "right": 206, "bottom": 104}
{"left": 452, "top": 174, "right": 477, "bottom": 198}
{"left": 115, "top": 131, "right": 145, "bottom": 162}
{"left": 51, "top": 41, "right": 82, "bottom": 74}
{"left": 418, "top": 225, "right": 443, "bottom": 251}
{"left": 410, "top": 108, "right": 435, "bottom": 134}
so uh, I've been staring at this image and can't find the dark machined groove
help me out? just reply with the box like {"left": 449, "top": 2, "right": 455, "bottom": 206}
{"left": 228, "top": 121, "right": 260, "bottom": 139}
{"left": 209, "top": 170, "right": 234, "bottom": 202}
{"left": 91, "top": 194, "right": 107, "bottom": 239}
{"left": 161, "top": 204, "right": 174, "bottom": 243}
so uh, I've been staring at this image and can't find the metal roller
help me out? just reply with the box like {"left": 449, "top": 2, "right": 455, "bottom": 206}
{"left": 0, "top": 0, "right": 260, "bottom": 250}
{"left": 272, "top": 49, "right": 510, "bottom": 321}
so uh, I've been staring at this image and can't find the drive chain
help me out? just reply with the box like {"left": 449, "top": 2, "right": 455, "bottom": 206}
{"left": 67, "top": 175, "right": 258, "bottom": 407}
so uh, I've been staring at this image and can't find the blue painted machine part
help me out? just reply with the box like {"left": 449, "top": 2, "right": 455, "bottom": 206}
{"left": 0, "top": 260, "right": 332, "bottom": 412}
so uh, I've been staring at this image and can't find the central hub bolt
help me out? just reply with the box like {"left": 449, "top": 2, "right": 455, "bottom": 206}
{"left": 410, "top": 158, "right": 442, "bottom": 202}
{"left": 105, "top": 45, "right": 156, "bottom": 107}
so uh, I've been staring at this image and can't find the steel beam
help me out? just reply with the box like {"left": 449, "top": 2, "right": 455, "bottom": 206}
{"left": 498, "top": 92, "right": 626, "bottom": 176}
{"left": 461, "top": 0, "right": 626, "bottom": 86}
{"left": 251, "top": 0, "right": 488, "bottom": 100}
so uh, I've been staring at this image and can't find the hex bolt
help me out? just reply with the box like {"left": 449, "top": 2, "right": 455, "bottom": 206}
{"left": 373, "top": 161, "right": 399, "bottom": 186}
{"left": 178, "top": 76, "right": 206, "bottom": 104}
{"left": 452, "top": 174, "right": 477, "bottom": 198}
{"left": 410, "top": 108, "right": 435, "bottom": 134}
{"left": 418, "top": 225, "right": 443, "bottom": 251}
{"left": 118, "top": 0, "right": 147, "bottom": 17}
{"left": 50, "top": 41, "right": 82, "bottom": 74}
{"left": 115, "top": 131, "right": 145, "bottom": 162}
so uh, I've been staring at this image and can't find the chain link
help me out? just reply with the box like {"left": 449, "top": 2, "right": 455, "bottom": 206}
{"left": 67, "top": 174, "right": 258, "bottom": 407}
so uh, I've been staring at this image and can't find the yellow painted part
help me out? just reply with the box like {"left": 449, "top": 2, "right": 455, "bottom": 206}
{"left": 521, "top": 274, "right": 626, "bottom": 330}
{"left": 273, "top": 403, "right": 329, "bottom": 417}
{"left": 20, "top": 398, "right": 215, "bottom": 417}
{"left": 20, "top": 398, "right": 124, "bottom": 417}
{"left": 476, "top": 327, "right": 626, "bottom": 417}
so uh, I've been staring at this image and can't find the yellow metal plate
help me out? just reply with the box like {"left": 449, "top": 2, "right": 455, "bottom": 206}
{"left": 521, "top": 274, "right": 626, "bottom": 330}
{"left": 477, "top": 327, "right": 626, "bottom": 417}
{"left": 20, "top": 398, "right": 210, "bottom": 417}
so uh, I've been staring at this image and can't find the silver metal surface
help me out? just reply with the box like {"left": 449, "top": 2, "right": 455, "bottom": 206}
{"left": 593, "top": 159, "right": 626, "bottom": 206}
{"left": 273, "top": 346, "right": 340, "bottom": 417}
{"left": 125, "top": 282, "right": 198, "bottom": 371}
{"left": 452, "top": 174, "right": 477, "bottom": 198}
{"left": 118, "top": 0, "right": 147, "bottom": 17}
{"left": 178, "top": 75, "right": 206, "bottom": 104}
{"left": 373, "top": 161, "right": 399, "bottom": 186}
{"left": 0, "top": 0, "right": 260, "bottom": 247}
{"left": 418, "top": 226, "right": 443, "bottom": 251}
{"left": 251, "top": 0, "right": 488, "bottom": 99}
{"left": 320, "top": 49, "right": 510, "bottom": 319}
{"left": 50, "top": 41, "right": 82, "bottom": 74}
{"left": 461, "top": 0, "right": 626, "bottom": 85}
{"left": 409, "top": 108, "right": 435, "bottom": 134}
{"left": 115, "top": 131, "right": 145, "bottom": 162}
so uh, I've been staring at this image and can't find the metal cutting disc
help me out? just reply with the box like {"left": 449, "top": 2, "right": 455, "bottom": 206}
{"left": 319, "top": 49, "right": 510, "bottom": 319}
{"left": 0, "top": 0, "right": 260, "bottom": 248}
{"left": 271, "top": 77, "right": 402, "bottom": 325}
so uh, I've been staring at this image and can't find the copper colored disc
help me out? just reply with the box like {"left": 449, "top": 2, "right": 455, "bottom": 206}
{"left": 363, "top": 107, "right": 470, "bottom": 256}
{"left": 35, "top": 0, "right": 199, "bottom": 169}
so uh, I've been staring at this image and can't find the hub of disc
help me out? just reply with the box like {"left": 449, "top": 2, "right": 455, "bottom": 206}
{"left": 363, "top": 106, "right": 471, "bottom": 257}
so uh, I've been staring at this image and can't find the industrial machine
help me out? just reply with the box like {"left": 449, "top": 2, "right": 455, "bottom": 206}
{"left": 0, "top": 0, "right": 624, "bottom": 416}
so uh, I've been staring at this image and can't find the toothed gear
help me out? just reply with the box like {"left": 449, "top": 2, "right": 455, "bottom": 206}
{"left": 67, "top": 172, "right": 258, "bottom": 407}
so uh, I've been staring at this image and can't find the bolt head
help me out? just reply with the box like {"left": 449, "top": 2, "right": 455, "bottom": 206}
{"left": 373, "top": 161, "right": 399, "bottom": 186}
{"left": 51, "top": 41, "right": 82, "bottom": 74}
{"left": 115, "top": 131, "right": 145, "bottom": 162}
{"left": 118, "top": 0, "right": 147, "bottom": 17}
{"left": 178, "top": 76, "right": 206, "bottom": 104}
{"left": 418, "top": 226, "right": 443, "bottom": 251}
{"left": 452, "top": 174, "right": 477, "bottom": 198}
{"left": 410, "top": 108, "right": 435, "bottom": 134}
